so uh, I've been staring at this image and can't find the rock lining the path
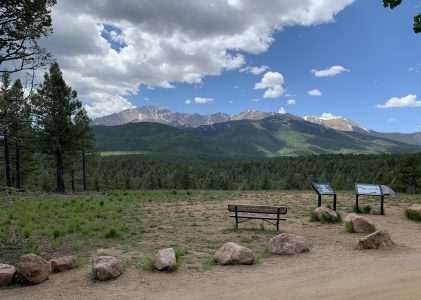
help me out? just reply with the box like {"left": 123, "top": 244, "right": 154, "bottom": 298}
{"left": 214, "top": 242, "right": 254, "bottom": 265}
{"left": 268, "top": 233, "right": 309, "bottom": 255}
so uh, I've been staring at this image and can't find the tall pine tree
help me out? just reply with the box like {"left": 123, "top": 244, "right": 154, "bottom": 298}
{"left": 32, "top": 62, "right": 82, "bottom": 193}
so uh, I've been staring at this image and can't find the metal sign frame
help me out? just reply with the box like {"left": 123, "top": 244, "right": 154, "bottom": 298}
{"left": 354, "top": 183, "right": 385, "bottom": 215}
{"left": 311, "top": 183, "right": 337, "bottom": 211}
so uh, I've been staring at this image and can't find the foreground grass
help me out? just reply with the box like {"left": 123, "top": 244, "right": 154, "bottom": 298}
{"left": 0, "top": 190, "right": 420, "bottom": 271}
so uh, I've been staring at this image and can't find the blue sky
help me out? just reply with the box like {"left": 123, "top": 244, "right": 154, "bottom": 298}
{"left": 133, "top": 1, "right": 420, "bottom": 133}
{"left": 45, "top": 0, "right": 421, "bottom": 133}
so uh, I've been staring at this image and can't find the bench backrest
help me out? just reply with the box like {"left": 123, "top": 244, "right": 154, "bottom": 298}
{"left": 228, "top": 204, "right": 287, "bottom": 215}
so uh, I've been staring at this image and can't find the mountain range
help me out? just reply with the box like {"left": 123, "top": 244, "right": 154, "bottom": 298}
{"left": 92, "top": 108, "right": 421, "bottom": 162}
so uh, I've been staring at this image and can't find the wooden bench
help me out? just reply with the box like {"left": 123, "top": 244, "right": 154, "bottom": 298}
{"left": 228, "top": 204, "right": 287, "bottom": 231}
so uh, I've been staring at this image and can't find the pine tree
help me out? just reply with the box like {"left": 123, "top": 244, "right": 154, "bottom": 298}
{"left": 32, "top": 62, "right": 82, "bottom": 193}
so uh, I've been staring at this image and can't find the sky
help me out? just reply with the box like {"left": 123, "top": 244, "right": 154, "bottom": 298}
{"left": 38, "top": 0, "right": 421, "bottom": 133}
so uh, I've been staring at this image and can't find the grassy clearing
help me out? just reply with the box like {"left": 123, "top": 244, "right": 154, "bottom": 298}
{"left": 0, "top": 190, "right": 420, "bottom": 273}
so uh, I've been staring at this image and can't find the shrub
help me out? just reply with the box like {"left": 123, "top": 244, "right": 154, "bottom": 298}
{"left": 345, "top": 221, "right": 354, "bottom": 233}
{"left": 353, "top": 205, "right": 363, "bottom": 214}
{"left": 52, "top": 228, "right": 61, "bottom": 239}
{"left": 105, "top": 228, "right": 119, "bottom": 238}
{"left": 406, "top": 209, "right": 421, "bottom": 222}
{"left": 141, "top": 255, "right": 154, "bottom": 271}
{"left": 23, "top": 227, "right": 32, "bottom": 238}
{"left": 362, "top": 205, "right": 372, "bottom": 214}
{"left": 309, "top": 209, "right": 318, "bottom": 222}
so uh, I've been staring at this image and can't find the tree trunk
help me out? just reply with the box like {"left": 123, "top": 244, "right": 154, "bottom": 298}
{"left": 82, "top": 149, "right": 87, "bottom": 191}
{"left": 15, "top": 142, "right": 21, "bottom": 189}
{"left": 56, "top": 150, "right": 65, "bottom": 193}
{"left": 71, "top": 169, "right": 75, "bottom": 193}
{"left": 3, "top": 133, "right": 12, "bottom": 187}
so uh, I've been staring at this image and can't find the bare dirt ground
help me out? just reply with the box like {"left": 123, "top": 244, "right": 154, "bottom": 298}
{"left": 1, "top": 191, "right": 421, "bottom": 299}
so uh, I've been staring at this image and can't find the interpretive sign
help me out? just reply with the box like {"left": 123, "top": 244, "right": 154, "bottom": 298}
{"left": 311, "top": 183, "right": 337, "bottom": 211}
{"left": 312, "top": 183, "right": 335, "bottom": 195}
{"left": 354, "top": 183, "right": 385, "bottom": 215}
{"left": 355, "top": 184, "right": 382, "bottom": 196}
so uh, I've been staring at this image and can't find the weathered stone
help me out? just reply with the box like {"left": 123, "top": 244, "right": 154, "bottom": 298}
{"left": 407, "top": 204, "right": 421, "bottom": 221}
{"left": 314, "top": 206, "right": 338, "bottom": 221}
{"left": 16, "top": 253, "right": 50, "bottom": 284}
{"left": 92, "top": 256, "right": 122, "bottom": 281}
{"left": 357, "top": 231, "right": 394, "bottom": 250}
{"left": 0, "top": 264, "right": 16, "bottom": 286}
{"left": 50, "top": 256, "right": 76, "bottom": 272}
{"left": 153, "top": 248, "right": 176, "bottom": 271}
{"left": 214, "top": 242, "right": 254, "bottom": 265}
{"left": 268, "top": 233, "right": 309, "bottom": 255}
{"left": 345, "top": 213, "right": 375, "bottom": 233}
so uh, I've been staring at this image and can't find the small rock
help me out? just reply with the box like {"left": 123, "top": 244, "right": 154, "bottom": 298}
{"left": 345, "top": 213, "right": 375, "bottom": 233}
{"left": 153, "top": 248, "right": 177, "bottom": 271}
{"left": 51, "top": 256, "right": 76, "bottom": 272}
{"left": 268, "top": 233, "right": 309, "bottom": 255}
{"left": 214, "top": 242, "right": 254, "bottom": 265}
{"left": 314, "top": 206, "right": 338, "bottom": 222}
{"left": 92, "top": 256, "right": 122, "bottom": 281}
{"left": 357, "top": 231, "right": 394, "bottom": 250}
{"left": 16, "top": 253, "right": 50, "bottom": 284}
{"left": 0, "top": 264, "right": 16, "bottom": 286}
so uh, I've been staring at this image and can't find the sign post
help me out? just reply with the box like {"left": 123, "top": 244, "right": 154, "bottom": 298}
{"left": 354, "top": 183, "right": 384, "bottom": 215}
{"left": 311, "top": 183, "right": 337, "bottom": 211}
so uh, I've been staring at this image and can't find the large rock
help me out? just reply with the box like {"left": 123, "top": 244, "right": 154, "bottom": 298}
{"left": 153, "top": 248, "right": 176, "bottom": 271}
{"left": 214, "top": 242, "right": 254, "bottom": 265}
{"left": 357, "top": 231, "right": 394, "bottom": 250}
{"left": 314, "top": 206, "right": 338, "bottom": 222}
{"left": 345, "top": 213, "right": 375, "bottom": 233}
{"left": 16, "top": 253, "right": 50, "bottom": 284}
{"left": 51, "top": 256, "right": 76, "bottom": 272}
{"left": 0, "top": 264, "right": 16, "bottom": 286}
{"left": 92, "top": 256, "right": 122, "bottom": 281}
{"left": 407, "top": 204, "right": 421, "bottom": 220}
{"left": 268, "top": 233, "right": 309, "bottom": 255}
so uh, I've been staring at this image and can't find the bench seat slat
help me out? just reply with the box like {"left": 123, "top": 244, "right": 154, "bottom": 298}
{"left": 229, "top": 212, "right": 287, "bottom": 220}
{"left": 228, "top": 204, "right": 287, "bottom": 214}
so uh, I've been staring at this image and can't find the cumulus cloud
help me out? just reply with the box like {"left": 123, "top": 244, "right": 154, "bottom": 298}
{"left": 255, "top": 71, "right": 285, "bottom": 98}
{"left": 320, "top": 112, "right": 342, "bottom": 120}
{"left": 186, "top": 97, "right": 214, "bottom": 104}
{"left": 308, "top": 89, "right": 322, "bottom": 96}
{"left": 278, "top": 107, "right": 286, "bottom": 114}
{"left": 240, "top": 65, "right": 269, "bottom": 75}
{"left": 376, "top": 94, "right": 421, "bottom": 108}
{"left": 40, "top": 0, "right": 354, "bottom": 117}
{"left": 287, "top": 99, "right": 296, "bottom": 105}
{"left": 311, "top": 65, "right": 349, "bottom": 77}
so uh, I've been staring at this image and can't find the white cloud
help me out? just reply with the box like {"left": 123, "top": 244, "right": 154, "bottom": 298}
{"left": 376, "top": 94, "right": 421, "bottom": 108}
{"left": 185, "top": 99, "right": 192, "bottom": 104}
{"left": 228, "top": 100, "right": 233, "bottom": 103}
{"left": 194, "top": 97, "right": 214, "bottom": 104}
{"left": 287, "top": 99, "right": 296, "bottom": 105}
{"left": 387, "top": 118, "right": 398, "bottom": 122}
{"left": 278, "top": 107, "right": 286, "bottom": 114}
{"left": 418, "top": 125, "right": 421, "bottom": 128}
{"left": 409, "top": 64, "right": 421, "bottom": 73}
{"left": 308, "top": 89, "right": 322, "bottom": 96}
{"left": 39, "top": 0, "right": 354, "bottom": 117}
{"left": 240, "top": 65, "right": 270, "bottom": 75}
{"left": 311, "top": 65, "right": 349, "bottom": 77}
{"left": 84, "top": 95, "right": 135, "bottom": 118}
{"left": 320, "top": 112, "right": 342, "bottom": 120}
{"left": 251, "top": 98, "right": 259, "bottom": 102}
{"left": 255, "top": 71, "right": 285, "bottom": 98}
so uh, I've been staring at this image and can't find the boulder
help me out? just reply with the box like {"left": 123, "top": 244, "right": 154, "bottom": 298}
{"left": 0, "top": 264, "right": 16, "bottom": 286}
{"left": 268, "top": 233, "right": 309, "bottom": 255}
{"left": 153, "top": 248, "right": 177, "bottom": 271}
{"left": 357, "top": 231, "right": 394, "bottom": 250}
{"left": 92, "top": 256, "right": 122, "bottom": 281}
{"left": 314, "top": 206, "right": 338, "bottom": 221}
{"left": 345, "top": 213, "right": 375, "bottom": 233}
{"left": 407, "top": 204, "right": 421, "bottom": 220}
{"left": 214, "top": 242, "right": 254, "bottom": 265}
{"left": 50, "top": 256, "right": 76, "bottom": 272}
{"left": 16, "top": 253, "right": 50, "bottom": 284}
